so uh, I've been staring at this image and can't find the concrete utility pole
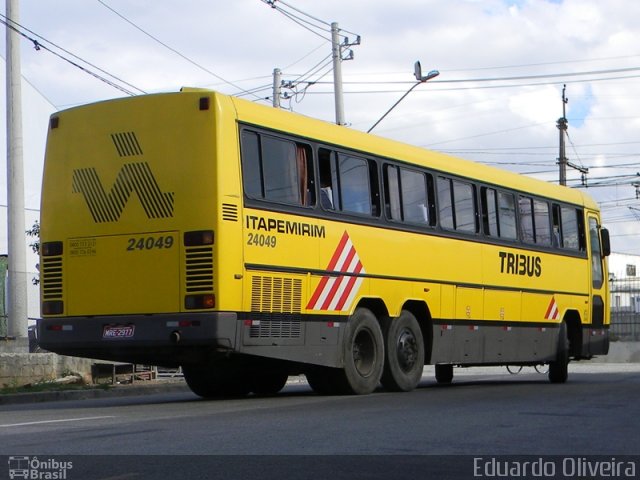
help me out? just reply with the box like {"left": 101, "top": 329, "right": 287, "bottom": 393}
{"left": 272, "top": 68, "right": 281, "bottom": 108}
{"left": 557, "top": 84, "right": 568, "bottom": 186}
{"left": 5, "top": 0, "right": 29, "bottom": 344}
{"left": 331, "top": 22, "right": 345, "bottom": 126}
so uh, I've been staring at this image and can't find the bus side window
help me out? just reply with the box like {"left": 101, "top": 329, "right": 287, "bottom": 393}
{"left": 498, "top": 191, "right": 517, "bottom": 240}
{"left": 384, "top": 165, "right": 401, "bottom": 220}
{"left": 452, "top": 179, "right": 477, "bottom": 233}
{"left": 552, "top": 203, "right": 562, "bottom": 247}
{"left": 519, "top": 196, "right": 535, "bottom": 244}
{"left": 241, "top": 130, "right": 315, "bottom": 207}
{"left": 533, "top": 199, "right": 551, "bottom": 246}
{"left": 561, "top": 206, "right": 581, "bottom": 250}
{"left": 338, "top": 154, "right": 372, "bottom": 215}
{"left": 241, "top": 130, "right": 264, "bottom": 198}
{"left": 319, "top": 148, "right": 338, "bottom": 210}
{"left": 401, "top": 168, "right": 432, "bottom": 225}
{"left": 481, "top": 187, "right": 498, "bottom": 236}
{"left": 438, "top": 176, "right": 477, "bottom": 233}
{"left": 385, "top": 165, "right": 433, "bottom": 225}
{"left": 437, "top": 177, "right": 454, "bottom": 230}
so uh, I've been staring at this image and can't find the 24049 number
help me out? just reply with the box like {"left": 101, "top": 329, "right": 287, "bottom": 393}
{"left": 247, "top": 233, "right": 277, "bottom": 248}
{"left": 127, "top": 235, "right": 174, "bottom": 251}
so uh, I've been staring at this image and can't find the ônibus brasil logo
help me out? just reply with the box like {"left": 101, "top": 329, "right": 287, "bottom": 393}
{"left": 8, "top": 456, "right": 72, "bottom": 479}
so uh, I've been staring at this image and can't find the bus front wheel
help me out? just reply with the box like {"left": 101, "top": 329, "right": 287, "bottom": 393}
{"left": 381, "top": 310, "right": 425, "bottom": 392}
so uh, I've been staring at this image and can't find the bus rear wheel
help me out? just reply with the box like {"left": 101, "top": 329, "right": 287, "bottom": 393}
{"left": 549, "top": 322, "right": 569, "bottom": 383}
{"left": 381, "top": 310, "right": 425, "bottom": 392}
{"left": 339, "top": 308, "right": 385, "bottom": 394}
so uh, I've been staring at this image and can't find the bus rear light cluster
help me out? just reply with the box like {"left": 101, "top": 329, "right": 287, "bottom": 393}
{"left": 42, "top": 241, "right": 63, "bottom": 257}
{"left": 42, "top": 300, "right": 64, "bottom": 315}
{"left": 185, "top": 294, "right": 215, "bottom": 310}
{"left": 184, "top": 230, "right": 214, "bottom": 246}
{"left": 166, "top": 320, "right": 202, "bottom": 328}
{"left": 46, "top": 324, "right": 73, "bottom": 332}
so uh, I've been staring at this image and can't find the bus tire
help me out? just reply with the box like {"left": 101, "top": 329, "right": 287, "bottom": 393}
{"left": 183, "top": 363, "right": 251, "bottom": 398}
{"left": 381, "top": 310, "right": 425, "bottom": 392}
{"left": 435, "top": 364, "right": 454, "bottom": 384}
{"left": 549, "top": 322, "right": 569, "bottom": 384}
{"left": 339, "top": 308, "right": 385, "bottom": 395}
{"left": 251, "top": 370, "right": 289, "bottom": 396}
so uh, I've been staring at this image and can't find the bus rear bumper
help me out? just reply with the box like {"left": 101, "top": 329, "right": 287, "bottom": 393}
{"left": 37, "top": 312, "right": 238, "bottom": 366}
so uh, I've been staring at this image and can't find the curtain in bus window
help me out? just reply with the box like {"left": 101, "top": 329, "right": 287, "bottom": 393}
{"left": 241, "top": 131, "right": 263, "bottom": 198}
{"left": 452, "top": 180, "right": 476, "bottom": 233}
{"left": 498, "top": 192, "right": 517, "bottom": 239}
{"left": 519, "top": 196, "right": 535, "bottom": 243}
{"left": 339, "top": 154, "right": 371, "bottom": 215}
{"left": 437, "top": 177, "right": 454, "bottom": 229}
{"left": 561, "top": 207, "right": 579, "bottom": 249}
{"left": 262, "top": 136, "right": 300, "bottom": 204}
{"left": 296, "top": 145, "right": 308, "bottom": 206}
{"left": 533, "top": 199, "right": 551, "bottom": 246}
{"left": 401, "top": 169, "right": 429, "bottom": 224}
{"left": 386, "top": 166, "right": 402, "bottom": 220}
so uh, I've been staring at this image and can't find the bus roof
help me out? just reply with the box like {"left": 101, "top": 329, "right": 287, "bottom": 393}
{"left": 223, "top": 90, "right": 598, "bottom": 210}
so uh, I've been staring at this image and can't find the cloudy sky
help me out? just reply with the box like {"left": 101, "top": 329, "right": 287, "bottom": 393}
{"left": 1, "top": 0, "right": 639, "bottom": 263}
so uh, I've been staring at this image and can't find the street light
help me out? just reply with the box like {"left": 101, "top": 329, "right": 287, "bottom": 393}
{"left": 367, "top": 61, "right": 439, "bottom": 133}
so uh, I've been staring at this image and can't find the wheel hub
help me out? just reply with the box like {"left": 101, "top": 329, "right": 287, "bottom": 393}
{"left": 396, "top": 328, "right": 418, "bottom": 372}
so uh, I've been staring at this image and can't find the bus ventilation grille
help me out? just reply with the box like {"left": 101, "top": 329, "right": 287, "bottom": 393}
{"left": 251, "top": 276, "right": 302, "bottom": 313}
{"left": 185, "top": 246, "right": 214, "bottom": 293}
{"left": 42, "top": 255, "right": 63, "bottom": 302}
{"left": 249, "top": 316, "right": 302, "bottom": 339}
{"left": 221, "top": 203, "right": 238, "bottom": 222}
{"left": 110, "top": 131, "right": 143, "bottom": 157}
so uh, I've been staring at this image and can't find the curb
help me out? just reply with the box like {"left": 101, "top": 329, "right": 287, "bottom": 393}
{"left": 0, "top": 380, "right": 190, "bottom": 406}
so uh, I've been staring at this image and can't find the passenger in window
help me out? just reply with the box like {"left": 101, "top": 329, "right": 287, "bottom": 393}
{"left": 320, "top": 179, "right": 334, "bottom": 209}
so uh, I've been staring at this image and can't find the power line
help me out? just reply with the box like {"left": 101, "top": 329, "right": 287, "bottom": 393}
{"left": 97, "top": 0, "right": 263, "bottom": 100}
{"left": 0, "top": 13, "right": 144, "bottom": 96}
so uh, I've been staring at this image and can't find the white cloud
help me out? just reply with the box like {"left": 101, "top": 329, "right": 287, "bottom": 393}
{"left": 0, "top": 0, "right": 638, "bottom": 253}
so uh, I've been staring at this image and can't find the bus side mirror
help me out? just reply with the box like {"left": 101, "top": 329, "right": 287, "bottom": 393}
{"left": 601, "top": 228, "right": 611, "bottom": 257}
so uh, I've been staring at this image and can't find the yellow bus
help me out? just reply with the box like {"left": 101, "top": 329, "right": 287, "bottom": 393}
{"left": 38, "top": 89, "right": 611, "bottom": 396}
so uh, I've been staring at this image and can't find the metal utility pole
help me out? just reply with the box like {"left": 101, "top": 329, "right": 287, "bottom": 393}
{"left": 5, "top": 0, "right": 28, "bottom": 344}
{"left": 272, "top": 68, "right": 281, "bottom": 108}
{"left": 331, "top": 22, "right": 345, "bottom": 126}
{"left": 557, "top": 84, "right": 568, "bottom": 186}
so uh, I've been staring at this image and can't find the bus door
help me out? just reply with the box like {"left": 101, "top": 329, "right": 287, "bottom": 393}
{"left": 587, "top": 213, "right": 610, "bottom": 355}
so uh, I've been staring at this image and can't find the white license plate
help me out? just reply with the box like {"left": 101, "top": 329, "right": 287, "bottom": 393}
{"left": 102, "top": 325, "right": 135, "bottom": 339}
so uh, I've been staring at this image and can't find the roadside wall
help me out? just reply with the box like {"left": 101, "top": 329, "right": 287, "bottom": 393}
{"left": 0, "top": 353, "right": 93, "bottom": 387}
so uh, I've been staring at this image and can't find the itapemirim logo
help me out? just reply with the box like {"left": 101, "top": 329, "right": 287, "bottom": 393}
{"left": 72, "top": 162, "right": 174, "bottom": 223}
{"left": 8, "top": 456, "right": 73, "bottom": 479}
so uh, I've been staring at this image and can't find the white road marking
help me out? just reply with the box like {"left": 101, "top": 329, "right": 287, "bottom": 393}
{"left": 0, "top": 415, "right": 115, "bottom": 428}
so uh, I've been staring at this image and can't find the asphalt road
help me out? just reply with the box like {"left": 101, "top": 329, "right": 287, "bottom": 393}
{"left": 1, "top": 364, "right": 639, "bottom": 479}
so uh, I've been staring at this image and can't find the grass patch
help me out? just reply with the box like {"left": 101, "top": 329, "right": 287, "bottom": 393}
{"left": 0, "top": 381, "right": 111, "bottom": 395}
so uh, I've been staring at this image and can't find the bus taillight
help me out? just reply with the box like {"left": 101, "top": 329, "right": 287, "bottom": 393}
{"left": 185, "top": 294, "right": 215, "bottom": 310}
{"left": 184, "top": 230, "right": 214, "bottom": 246}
